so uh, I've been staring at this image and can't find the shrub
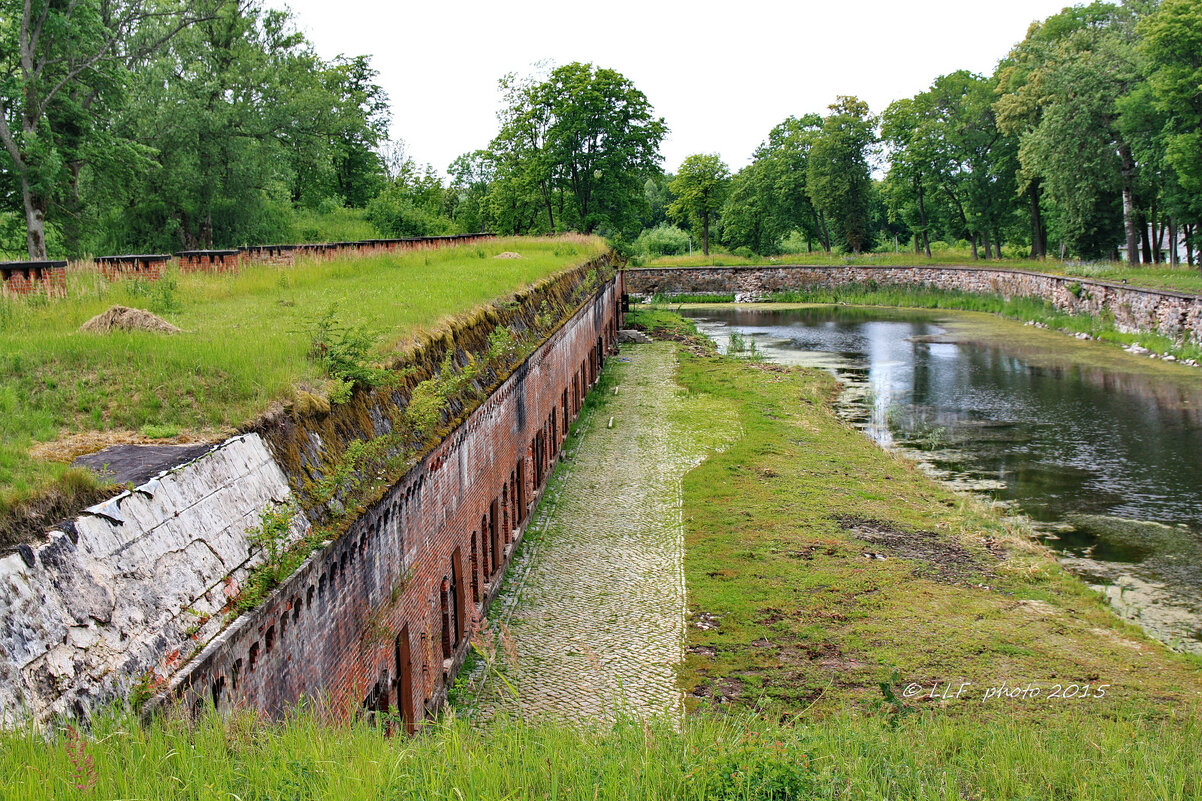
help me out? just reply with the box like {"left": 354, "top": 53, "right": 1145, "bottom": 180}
{"left": 635, "top": 224, "right": 691, "bottom": 257}
{"left": 306, "top": 306, "right": 389, "bottom": 388}
{"left": 778, "top": 229, "right": 811, "bottom": 254}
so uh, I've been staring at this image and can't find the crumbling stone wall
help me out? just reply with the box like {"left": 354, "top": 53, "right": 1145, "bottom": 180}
{"left": 625, "top": 265, "right": 1202, "bottom": 344}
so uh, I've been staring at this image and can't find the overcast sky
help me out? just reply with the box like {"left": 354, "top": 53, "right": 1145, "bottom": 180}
{"left": 273, "top": 0, "right": 1073, "bottom": 176}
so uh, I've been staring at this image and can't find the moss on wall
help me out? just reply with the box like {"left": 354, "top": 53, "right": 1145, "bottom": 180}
{"left": 250, "top": 252, "right": 618, "bottom": 544}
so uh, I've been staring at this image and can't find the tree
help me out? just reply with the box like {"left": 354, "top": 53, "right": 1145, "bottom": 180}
{"left": 996, "top": 3, "right": 1144, "bottom": 261}
{"left": 807, "top": 97, "right": 876, "bottom": 254}
{"left": 1139, "top": 0, "right": 1202, "bottom": 267}
{"left": 0, "top": 0, "right": 216, "bottom": 258}
{"left": 668, "top": 154, "right": 729, "bottom": 256}
{"left": 485, "top": 62, "right": 666, "bottom": 235}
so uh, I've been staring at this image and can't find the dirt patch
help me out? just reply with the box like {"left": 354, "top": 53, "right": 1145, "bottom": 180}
{"left": 80, "top": 305, "right": 181, "bottom": 334}
{"left": 837, "top": 516, "right": 992, "bottom": 584}
{"left": 30, "top": 429, "right": 217, "bottom": 463}
{"left": 493, "top": 251, "right": 522, "bottom": 259}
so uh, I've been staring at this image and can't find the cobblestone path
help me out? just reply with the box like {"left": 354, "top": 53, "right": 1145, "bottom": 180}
{"left": 461, "top": 342, "right": 736, "bottom": 723}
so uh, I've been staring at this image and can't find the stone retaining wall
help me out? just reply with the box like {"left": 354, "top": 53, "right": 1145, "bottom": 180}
{"left": 624, "top": 265, "right": 1202, "bottom": 343}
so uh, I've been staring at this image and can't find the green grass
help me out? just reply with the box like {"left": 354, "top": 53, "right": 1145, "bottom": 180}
{"left": 642, "top": 248, "right": 1202, "bottom": 295}
{"left": 652, "top": 283, "right": 1202, "bottom": 364}
{"left": 2, "top": 686, "right": 1198, "bottom": 799}
{"left": 623, "top": 309, "right": 1202, "bottom": 724}
{"left": 0, "top": 235, "right": 606, "bottom": 538}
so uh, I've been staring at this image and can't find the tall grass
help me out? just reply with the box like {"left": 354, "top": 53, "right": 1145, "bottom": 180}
{"left": 0, "top": 236, "right": 606, "bottom": 526}
{"left": 1, "top": 706, "right": 1196, "bottom": 800}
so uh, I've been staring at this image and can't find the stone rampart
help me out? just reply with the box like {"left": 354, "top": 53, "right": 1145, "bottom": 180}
{"left": 624, "top": 265, "right": 1202, "bottom": 343}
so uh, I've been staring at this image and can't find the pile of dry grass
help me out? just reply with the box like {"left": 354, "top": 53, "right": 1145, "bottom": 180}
{"left": 79, "top": 305, "right": 181, "bottom": 334}
{"left": 493, "top": 252, "right": 522, "bottom": 259}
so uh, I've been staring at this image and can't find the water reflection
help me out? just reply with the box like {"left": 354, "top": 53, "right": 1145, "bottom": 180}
{"left": 684, "top": 305, "right": 1202, "bottom": 653}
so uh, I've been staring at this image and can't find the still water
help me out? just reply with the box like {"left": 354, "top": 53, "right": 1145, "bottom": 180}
{"left": 682, "top": 305, "right": 1202, "bottom": 653}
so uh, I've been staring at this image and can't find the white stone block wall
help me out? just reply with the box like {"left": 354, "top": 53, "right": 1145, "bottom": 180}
{"left": 0, "top": 433, "right": 304, "bottom": 726}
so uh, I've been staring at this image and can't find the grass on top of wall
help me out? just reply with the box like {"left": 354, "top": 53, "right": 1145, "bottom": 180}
{"left": 0, "top": 235, "right": 606, "bottom": 543}
{"left": 642, "top": 249, "right": 1202, "bottom": 295}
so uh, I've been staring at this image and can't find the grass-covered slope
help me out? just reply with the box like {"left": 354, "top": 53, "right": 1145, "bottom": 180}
{"left": 0, "top": 235, "right": 606, "bottom": 541}
{"left": 619, "top": 310, "right": 1202, "bottom": 722}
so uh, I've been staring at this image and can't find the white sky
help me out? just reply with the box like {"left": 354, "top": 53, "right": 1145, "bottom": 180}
{"left": 274, "top": 0, "right": 1072, "bottom": 176}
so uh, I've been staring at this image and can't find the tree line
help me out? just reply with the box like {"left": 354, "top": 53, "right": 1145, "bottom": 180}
{"left": 669, "top": 0, "right": 1201, "bottom": 264}
{"left": 3, "top": 1, "right": 1201, "bottom": 266}
{"left": 1, "top": 0, "right": 394, "bottom": 259}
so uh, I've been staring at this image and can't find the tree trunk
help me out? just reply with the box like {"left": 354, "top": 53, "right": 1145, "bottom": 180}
{"left": 1119, "top": 144, "right": 1141, "bottom": 266}
{"left": 815, "top": 210, "right": 832, "bottom": 252}
{"left": 914, "top": 233, "right": 921, "bottom": 254}
{"left": 994, "top": 228, "right": 1004, "bottom": 259}
{"left": 917, "top": 182, "right": 932, "bottom": 258}
{"left": 1169, "top": 218, "right": 1179, "bottom": 268}
{"left": 982, "top": 235, "right": 993, "bottom": 260}
{"left": 1029, "top": 181, "right": 1046, "bottom": 259}
{"left": 1139, "top": 216, "right": 1153, "bottom": 264}
{"left": 21, "top": 176, "right": 49, "bottom": 260}
{"left": 970, "top": 233, "right": 978, "bottom": 261}
{"left": 702, "top": 213, "right": 710, "bottom": 256}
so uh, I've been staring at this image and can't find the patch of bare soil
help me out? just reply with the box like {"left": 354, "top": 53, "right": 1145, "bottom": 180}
{"left": 30, "top": 429, "right": 219, "bottom": 463}
{"left": 79, "top": 305, "right": 181, "bottom": 334}
{"left": 837, "top": 515, "right": 993, "bottom": 583}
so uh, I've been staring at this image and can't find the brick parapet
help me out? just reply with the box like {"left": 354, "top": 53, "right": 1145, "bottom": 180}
{"left": 0, "top": 260, "right": 67, "bottom": 296}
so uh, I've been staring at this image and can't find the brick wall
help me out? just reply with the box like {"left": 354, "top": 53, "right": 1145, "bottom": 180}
{"left": 0, "top": 261, "right": 66, "bottom": 296}
{"left": 165, "top": 270, "right": 624, "bottom": 726}
{"left": 624, "top": 265, "right": 1202, "bottom": 344}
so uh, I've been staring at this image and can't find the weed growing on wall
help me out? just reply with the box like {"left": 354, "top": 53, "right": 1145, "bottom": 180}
{"left": 237, "top": 502, "right": 316, "bottom": 611}
{"left": 306, "top": 305, "right": 390, "bottom": 389}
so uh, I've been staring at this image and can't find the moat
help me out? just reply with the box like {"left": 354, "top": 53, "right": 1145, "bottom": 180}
{"left": 683, "top": 304, "right": 1202, "bottom": 654}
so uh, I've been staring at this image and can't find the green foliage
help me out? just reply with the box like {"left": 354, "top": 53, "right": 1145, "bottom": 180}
{"left": 5, "top": 708, "right": 1201, "bottom": 801}
{"left": 722, "top": 115, "right": 827, "bottom": 255}
{"left": 290, "top": 206, "right": 381, "bottom": 243}
{"left": 1139, "top": 0, "right": 1202, "bottom": 205}
{"left": 306, "top": 305, "right": 389, "bottom": 388}
{"left": 0, "top": 237, "right": 607, "bottom": 542}
{"left": 635, "top": 223, "right": 691, "bottom": 257}
{"left": 484, "top": 62, "right": 667, "bottom": 236}
{"left": 238, "top": 502, "right": 308, "bottom": 611}
{"left": 366, "top": 161, "right": 457, "bottom": 237}
{"left": 140, "top": 424, "right": 180, "bottom": 440}
{"left": 123, "top": 275, "right": 182, "bottom": 316}
{"left": 669, "top": 154, "right": 731, "bottom": 255}
{"left": 806, "top": 97, "right": 877, "bottom": 254}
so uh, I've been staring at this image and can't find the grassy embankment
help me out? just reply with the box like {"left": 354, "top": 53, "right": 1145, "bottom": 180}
{"left": 649, "top": 282, "right": 1202, "bottom": 364}
{"left": 632, "top": 309, "right": 1202, "bottom": 718}
{"left": 0, "top": 235, "right": 606, "bottom": 545}
{"left": 4, "top": 316, "right": 1201, "bottom": 800}
{"left": 643, "top": 248, "right": 1202, "bottom": 296}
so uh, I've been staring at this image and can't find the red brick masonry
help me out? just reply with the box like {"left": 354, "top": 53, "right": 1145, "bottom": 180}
{"left": 168, "top": 273, "right": 623, "bottom": 729}
{"left": 0, "top": 260, "right": 66, "bottom": 295}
